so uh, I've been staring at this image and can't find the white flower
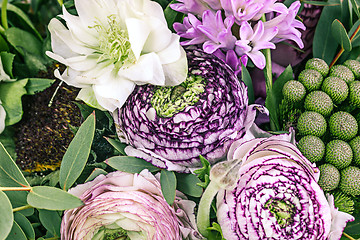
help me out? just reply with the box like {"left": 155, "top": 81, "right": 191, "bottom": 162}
{"left": 46, "top": 0, "right": 188, "bottom": 112}
{"left": 0, "top": 100, "right": 5, "bottom": 134}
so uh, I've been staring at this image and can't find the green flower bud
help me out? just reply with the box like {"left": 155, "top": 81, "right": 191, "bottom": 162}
{"left": 305, "top": 58, "right": 329, "bottom": 77}
{"left": 282, "top": 80, "right": 306, "bottom": 103}
{"left": 321, "top": 76, "right": 348, "bottom": 104}
{"left": 304, "top": 91, "right": 333, "bottom": 117}
{"left": 325, "top": 140, "right": 352, "bottom": 169}
{"left": 348, "top": 80, "right": 360, "bottom": 108}
{"left": 297, "top": 111, "right": 327, "bottom": 137}
{"left": 339, "top": 166, "right": 360, "bottom": 196}
{"left": 343, "top": 59, "right": 360, "bottom": 79}
{"left": 329, "top": 65, "right": 355, "bottom": 84}
{"left": 328, "top": 111, "right": 358, "bottom": 141}
{"left": 298, "top": 69, "right": 323, "bottom": 92}
{"left": 297, "top": 135, "right": 325, "bottom": 163}
{"left": 318, "top": 163, "right": 340, "bottom": 191}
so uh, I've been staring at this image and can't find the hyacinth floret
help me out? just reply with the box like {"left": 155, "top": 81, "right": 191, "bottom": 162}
{"left": 172, "top": 0, "right": 305, "bottom": 71}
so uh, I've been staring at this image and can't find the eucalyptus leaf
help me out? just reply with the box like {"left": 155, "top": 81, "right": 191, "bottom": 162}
{"left": 331, "top": 19, "right": 352, "bottom": 51}
{"left": 105, "top": 137, "right": 126, "bottom": 155}
{"left": 160, "top": 169, "right": 177, "bottom": 206}
{"left": 0, "top": 142, "right": 29, "bottom": 187}
{"left": 14, "top": 212, "right": 35, "bottom": 240}
{"left": 5, "top": 221, "right": 26, "bottom": 240}
{"left": 27, "top": 186, "right": 83, "bottom": 210}
{"left": 313, "top": 0, "right": 349, "bottom": 64}
{"left": 350, "top": 0, "right": 360, "bottom": 19}
{"left": 241, "top": 65, "right": 255, "bottom": 104}
{"left": 7, "top": 3, "right": 42, "bottom": 40}
{"left": 349, "top": 20, "right": 360, "bottom": 47}
{"left": 176, "top": 173, "right": 203, "bottom": 197}
{"left": 25, "top": 78, "right": 55, "bottom": 95}
{"left": 5, "top": 27, "right": 43, "bottom": 57}
{"left": 265, "top": 65, "right": 294, "bottom": 131}
{"left": 59, "top": 112, "right": 95, "bottom": 191}
{"left": 0, "top": 127, "right": 16, "bottom": 159}
{"left": 0, "top": 79, "right": 28, "bottom": 126}
{"left": 5, "top": 191, "right": 34, "bottom": 216}
{"left": 38, "top": 209, "right": 61, "bottom": 238}
{"left": 0, "top": 190, "right": 14, "bottom": 240}
{"left": 106, "top": 156, "right": 159, "bottom": 173}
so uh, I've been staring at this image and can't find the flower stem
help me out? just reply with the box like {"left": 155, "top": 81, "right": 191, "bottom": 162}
{"left": 261, "top": 15, "right": 275, "bottom": 130}
{"left": 57, "top": 0, "right": 63, "bottom": 6}
{"left": 13, "top": 205, "right": 33, "bottom": 212}
{"left": 0, "top": 186, "right": 32, "bottom": 191}
{"left": 1, "top": 0, "right": 8, "bottom": 30}
{"left": 343, "top": 232, "right": 356, "bottom": 240}
{"left": 196, "top": 181, "right": 221, "bottom": 237}
{"left": 330, "top": 22, "right": 360, "bottom": 68}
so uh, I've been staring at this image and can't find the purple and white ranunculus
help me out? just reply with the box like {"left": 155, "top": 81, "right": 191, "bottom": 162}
{"left": 215, "top": 132, "right": 353, "bottom": 240}
{"left": 114, "top": 48, "right": 262, "bottom": 172}
{"left": 61, "top": 170, "right": 202, "bottom": 240}
{"left": 46, "top": 0, "right": 187, "bottom": 112}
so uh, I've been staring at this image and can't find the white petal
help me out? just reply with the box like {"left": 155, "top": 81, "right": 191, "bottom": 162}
{"left": 0, "top": 102, "right": 6, "bottom": 134}
{"left": 61, "top": 6, "right": 99, "bottom": 46}
{"left": 93, "top": 76, "right": 136, "bottom": 111}
{"left": 66, "top": 55, "right": 99, "bottom": 72}
{"left": 143, "top": 0, "right": 167, "bottom": 25}
{"left": 142, "top": 17, "right": 172, "bottom": 53}
{"left": 156, "top": 34, "right": 183, "bottom": 65}
{"left": 48, "top": 18, "right": 94, "bottom": 56}
{"left": 74, "top": 0, "right": 114, "bottom": 26}
{"left": 162, "top": 47, "right": 188, "bottom": 86}
{"left": 48, "top": 18, "right": 78, "bottom": 58}
{"left": 120, "top": 52, "right": 165, "bottom": 85}
{"left": 126, "top": 18, "right": 151, "bottom": 60}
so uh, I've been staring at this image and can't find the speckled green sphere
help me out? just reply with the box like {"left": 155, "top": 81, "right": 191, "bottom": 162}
{"left": 297, "top": 111, "right": 327, "bottom": 137}
{"left": 305, "top": 58, "right": 329, "bottom": 77}
{"left": 321, "top": 76, "right": 349, "bottom": 104}
{"left": 318, "top": 163, "right": 340, "bottom": 191}
{"left": 298, "top": 69, "right": 323, "bottom": 92}
{"left": 349, "top": 136, "right": 360, "bottom": 166}
{"left": 328, "top": 111, "right": 358, "bottom": 141}
{"left": 329, "top": 65, "right": 355, "bottom": 84}
{"left": 344, "top": 59, "right": 360, "bottom": 79}
{"left": 349, "top": 81, "right": 360, "bottom": 108}
{"left": 297, "top": 135, "right": 325, "bottom": 163}
{"left": 304, "top": 91, "right": 333, "bottom": 117}
{"left": 339, "top": 166, "right": 360, "bottom": 196}
{"left": 325, "top": 140, "right": 353, "bottom": 169}
{"left": 282, "top": 80, "right": 306, "bottom": 103}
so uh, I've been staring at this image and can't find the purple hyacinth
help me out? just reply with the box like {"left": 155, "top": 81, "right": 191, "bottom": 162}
{"left": 235, "top": 21, "right": 278, "bottom": 69}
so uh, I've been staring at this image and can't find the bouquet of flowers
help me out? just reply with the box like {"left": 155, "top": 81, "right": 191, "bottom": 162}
{"left": 0, "top": 0, "right": 359, "bottom": 239}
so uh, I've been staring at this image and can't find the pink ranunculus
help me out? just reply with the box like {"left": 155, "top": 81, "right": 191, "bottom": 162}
{"left": 61, "top": 170, "right": 202, "bottom": 240}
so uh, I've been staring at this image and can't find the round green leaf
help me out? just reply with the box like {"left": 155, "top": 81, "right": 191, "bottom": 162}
{"left": 5, "top": 221, "right": 27, "bottom": 240}
{"left": 106, "top": 156, "right": 159, "bottom": 173}
{"left": 160, "top": 170, "right": 177, "bottom": 206}
{"left": 27, "top": 186, "right": 83, "bottom": 210}
{"left": 0, "top": 190, "right": 14, "bottom": 239}
{"left": 38, "top": 209, "right": 61, "bottom": 238}
{"left": 14, "top": 212, "right": 35, "bottom": 240}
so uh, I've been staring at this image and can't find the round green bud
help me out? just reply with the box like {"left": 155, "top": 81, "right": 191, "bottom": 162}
{"left": 329, "top": 65, "right": 355, "bottom": 84}
{"left": 318, "top": 163, "right": 340, "bottom": 191}
{"left": 349, "top": 136, "right": 360, "bottom": 166}
{"left": 343, "top": 59, "right": 360, "bottom": 79}
{"left": 305, "top": 58, "right": 329, "bottom": 77}
{"left": 339, "top": 166, "right": 360, "bottom": 196}
{"left": 304, "top": 91, "right": 333, "bottom": 117}
{"left": 325, "top": 140, "right": 353, "bottom": 169}
{"left": 349, "top": 80, "right": 360, "bottom": 108}
{"left": 297, "top": 135, "right": 325, "bottom": 163}
{"left": 321, "top": 76, "right": 349, "bottom": 104}
{"left": 328, "top": 111, "right": 358, "bottom": 141}
{"left": 282, "top": 80, "right": 306, "bottom": 103}
{"left": 298, "top": 69, "right": 323, "bottom": 92}
{"left": 297, "top": 111, "right": 327, "bottom": 137}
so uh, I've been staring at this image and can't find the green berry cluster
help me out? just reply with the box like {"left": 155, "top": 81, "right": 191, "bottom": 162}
{"left": 281, "top": 58, "right": 360, "bottom": 199}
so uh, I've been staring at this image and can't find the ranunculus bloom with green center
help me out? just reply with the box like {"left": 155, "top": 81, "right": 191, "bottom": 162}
{"left": 61, "top": 170, "right": 202, "bottom": 240}
{"left": 46, "top": 0, "right": 188, "bottom": 112}
{"left": 215, "top": 133, "right": 353, "bottom": 240}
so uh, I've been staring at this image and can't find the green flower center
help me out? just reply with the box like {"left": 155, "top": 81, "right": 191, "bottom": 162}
{"left": 93, "top": 15, "right": 136, "bottom": 69}
{"left": 92, "top": 226, "right": 130, "bottom": 240}
{"left": 151, "top": 74, "right": 205, "bottom": 118}
{"left": 264, "top": 199, "right": 295, "bottom": 228}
